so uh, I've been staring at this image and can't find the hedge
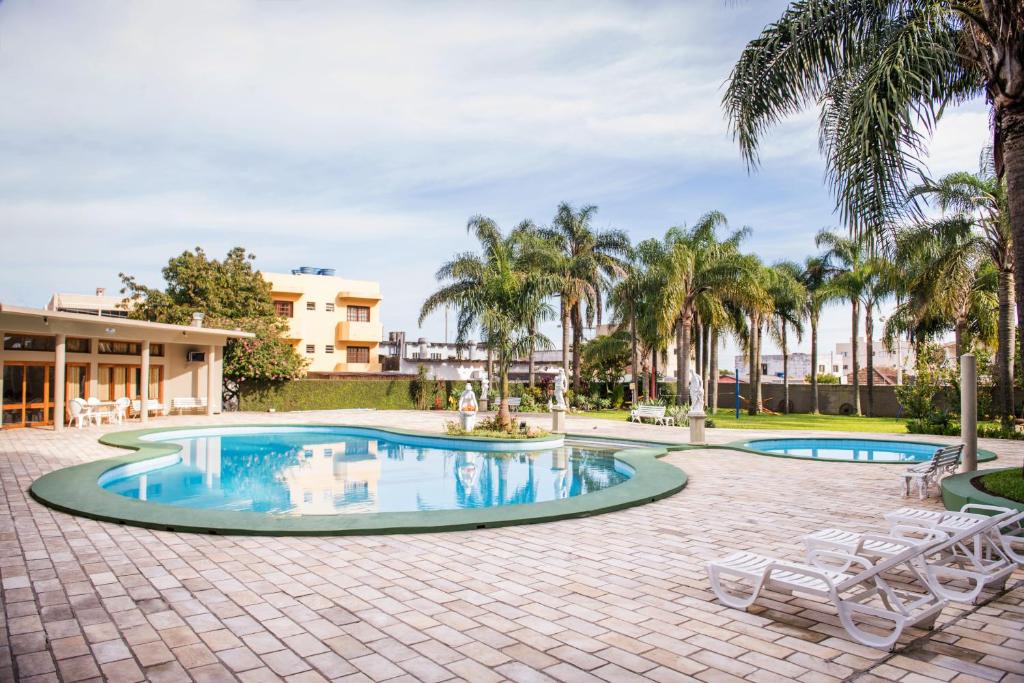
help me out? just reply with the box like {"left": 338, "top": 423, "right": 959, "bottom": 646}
{"left": 240, "top": 379, "right": 417, "bottom": 412}
{"left": 238, "top": 379, "right": 486, "bottom": 412}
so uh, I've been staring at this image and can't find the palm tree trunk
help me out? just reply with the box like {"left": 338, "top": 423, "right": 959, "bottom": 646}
{"left": 571, "top": 303, "right": 582, "bottom": 392}
{"left": 497, "top": 355, "right": 511, "bottom": 429}
{"left": 1005, "top": 109, "right": 1024, "bottom": 472}
{"left": 652, "top": 348, "right": 659, "bottom": 400}
{"left": 702, "top": 322, "right": 711, "bottom": 399}
{"left": 851, "top": 299, "right": 861, "bottom": 416}
{"left": 710, "top": 328, "right": 719, "bottom": 414}
{"left": 754, "top": 318, "right": 763, "bottom": 413}
{"left": 782, "top": 323, "right": 789, "bottom": 414}
{"left": 810, "top": 314, "right": 820, "bottom": 414}
{"left": 747, "top": 313, "right": 756, "bottom": 415}
{"left": 561, "top": 298, "right": 570, "bottom": 377}
{"left": 680, "top": 310, "right": 692, "bottom": 405}
{"left": 997, "top": 269, "right": 1016, "bottom": 425}
{"left": 865, "top": 301, "right": 875, "bottom": 418}
{"left": 528, "top": 319, "right": 536, "bottom": 389}
{"left": 630, "top": 310, "right": 640, "bottom": 405}
{"left": 676, "top": 318, "right": 685, "bottom": 403}
{"left": 694, "top": 315, "right": 703, "bottom": 389}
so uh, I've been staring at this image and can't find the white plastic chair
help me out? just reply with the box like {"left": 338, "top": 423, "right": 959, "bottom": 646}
{"left": 113, "top": 397, "right": 131, "bottom": 424}
{"left": 86, "top": 397, "right": 110, "bottom": 425}
{"left": 68, "top": 398, "right": 91, "bottom": 429}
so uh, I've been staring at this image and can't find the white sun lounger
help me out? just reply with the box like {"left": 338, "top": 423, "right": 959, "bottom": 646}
{"left": 808, "top": 507, "right": 1020, "bottom": 604}
{"left": 707, "top": 542, "right": 945, "bottom": 650}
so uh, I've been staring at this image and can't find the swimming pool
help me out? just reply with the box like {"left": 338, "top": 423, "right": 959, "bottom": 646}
{"left": 30, "top": 425, "right": 688, "bottom": 535}
{"left": 101, "top": 427, "right": 633, "bottom": 515}
{"left": 739, "top": 437, "right": 996, "bottom": 463}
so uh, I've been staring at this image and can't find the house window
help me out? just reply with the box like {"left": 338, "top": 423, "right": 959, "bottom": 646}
{"left": 306, "top": 301, "right": 316, "bottom": 311}
{"left": 306, "top": 344, "right": 315, "bottom": 354}
{"left": 817, "top": 364, "right": 825, "bottom": 373}
{"left": 347, "top": 306, "right": 370, "bottom": 322}
{"left": 67, "top": 338, "right": 90, "bottom": 353}
{"left": 274, "top": 300, "right": 294, "bottom": 318}
{"left": 347, "top": 346, "right": 370, "bottom": 363}
{"left": 3, "top": 334, "right": 55, "bottom": 351}
{"left": 325, "top": 345, "right": 334, "bottom": 354}
{"left": 761, "top": 363, "right": 768, "bottom": 374}
{"left": 431, "top": 353, "right": 441, "bottom": 360}
{"left": 325, "top": 303, "right": 335, "bottom": 312}
{"left": 99, "top": 341, "right": 140, "bottom": 355}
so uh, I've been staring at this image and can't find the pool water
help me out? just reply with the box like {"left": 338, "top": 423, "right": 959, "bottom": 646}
{"left": 100, "top": 429, "right": 632, "bottom": 515}
{"left": 742, "top": 438, "right": 949, "bottom": 463}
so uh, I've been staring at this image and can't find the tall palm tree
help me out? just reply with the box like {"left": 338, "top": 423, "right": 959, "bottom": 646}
{"left": 609, "top": 246, "right": 645, "bottom": 403}
{"left": 725, "top": 1, "right": 1024, "bottom": 386}
{"left": 742, "top": 259, "right": 775, "bottom": 414}
{"left": 800, "top": 256, "right": 836, "bottom": 413}
{"left": 420, "top": 216, "right": 554, "bottom": 428}
{"left": 816, "top": 229, "right": 874, "bottom": 416}
{"left": 655, "top": 212, "right": 754, "bottom": 404}
{"left": 767, "top": 261, "right": 807, "bottom": 414}
{"left": 907, "top": 156, "right": 1014, "bottom": 423}
{"left": 542, "top": 203, "right": 630, "bottom": 393}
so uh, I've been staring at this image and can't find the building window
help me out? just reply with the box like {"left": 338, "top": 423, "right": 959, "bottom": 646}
{"left": 3, "top": 334, "right": 56, "bottom": 351}
{"left": 274, "top": 300, "right": 294, "bottom": 318}
{"left": 761, "top": 363, "right": 768, "bottom": 374}
{"left": 818, "top": 364, "right": 825, "bottom": 373}
{"left": 325, "top": 303, "right": 335, "bottom": 312}
{"left": 99, "top": 341, "right": 139, "bottom": 355}
{"left": 325, "top": 345, "right": 334, "bottom": 354}
{"left": 306, "top": 301, "right": 316, "bottom": 311}
{"left": 347, "top": 306, "right": 370, "bottom": 322}
{"left": 67, "top": 338, "right": 90, "bottom": 353}
{"left": 306, "top": 344, "right": 315, "bottom": 354}
{"left": 431, "top": 353, "right": 442, "bottom": 360}
{"left": 346, "top": 346, "right": 370, "bottom": 363}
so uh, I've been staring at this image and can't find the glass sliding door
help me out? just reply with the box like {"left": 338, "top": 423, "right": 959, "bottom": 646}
{"left": 2, "top": 364, "right": 25, "bottom": 428}
{"left": 1, "top": 362, "right": 55, "bottom": 429}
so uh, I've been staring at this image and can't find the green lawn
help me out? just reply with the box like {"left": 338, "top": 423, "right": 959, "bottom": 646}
{"left": 585, "top": 409, "right": 908, "bottom": 433}
{"left": 979, "top": 469, "right": 1024, "bottom": 504}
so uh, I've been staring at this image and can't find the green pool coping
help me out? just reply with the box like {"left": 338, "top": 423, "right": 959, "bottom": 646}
{"left": 28, "top": 423, "right": 688, "bottom": 536}
{"left": 941, "top": 467, "right": 1024, "bottom": 512}
{"left": 720, "top": 436, "right": 997, "bottom": 464}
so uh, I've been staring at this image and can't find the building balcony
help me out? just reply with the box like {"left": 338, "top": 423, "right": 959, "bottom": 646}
{"left": 336, "top": 321, "right": 383, "bottom": 343}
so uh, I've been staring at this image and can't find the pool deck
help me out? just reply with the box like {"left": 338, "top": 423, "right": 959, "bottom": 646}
{"left": 1, "top": 409, "right": 1022, "bottom": 683}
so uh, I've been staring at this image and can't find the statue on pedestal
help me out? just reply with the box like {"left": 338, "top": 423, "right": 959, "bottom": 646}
{"left": 553, "top": 368, "right": 567, "bottom": 410}
{"left": 458, "top": 382, "right": 478, "bottom": 413}
{"left": 688, "top": 369, "right": 705, "bottom": 415}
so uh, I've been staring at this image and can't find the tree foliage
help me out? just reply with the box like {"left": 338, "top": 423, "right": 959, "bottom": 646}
{"left": 120, "top": 247, "right": 305, "bottom": 388}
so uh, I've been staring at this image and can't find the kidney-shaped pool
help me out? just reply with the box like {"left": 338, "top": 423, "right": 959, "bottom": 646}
{"left": 739, "top": 437, "right": 997, "bottom": 464}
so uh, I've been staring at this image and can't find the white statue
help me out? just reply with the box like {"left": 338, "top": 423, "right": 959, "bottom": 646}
{"left": 688, "top": 368, "right": 705, "bottom": 415}
{"left": 458, "top": 382, "right": 478, "bottom": 413}
{"left": 553, "top": 368, "right": 567, "bottom": 409}
{"left": 480, "top": 373, "right": 490, "bottom": 402}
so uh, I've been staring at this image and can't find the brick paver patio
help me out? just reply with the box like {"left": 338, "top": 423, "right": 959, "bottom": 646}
{"left": 1, "top": 410, "right": 1021, "bottom": 682}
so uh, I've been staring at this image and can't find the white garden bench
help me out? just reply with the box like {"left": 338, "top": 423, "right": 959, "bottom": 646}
{"left": 507, "top": 397, "right": 521, "bottom": 413}
{"left": 171, "top": 397, "right": 208, "bottom": 414}
{"left": 629, "top": 405, "right": 674, "bottom": 426}
{"left": 900, "top": 444, "right": 962, "bottom": 499}
{"left": 131, "top": 399, "right": 167, "bottom": 417}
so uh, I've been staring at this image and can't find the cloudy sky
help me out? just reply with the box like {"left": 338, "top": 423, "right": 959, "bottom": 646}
{"left": 0, "top": 0, "right": 990, "bottom": 366}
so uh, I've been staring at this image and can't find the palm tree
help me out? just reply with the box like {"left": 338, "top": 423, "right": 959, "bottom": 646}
{"left": 767, "top": 261, "right": 807, "bottom": 413}
{"left": 800, "top": 256, "right": 836, "bottom": 413}
{"left": 907, "top": 156, "right": 1014, "bottom": 423}
{"left": 655, "top": 212, "right": 754, "bottom": 404}
{"left": 742, "top": 259, "right": 775, "bottom": 414}
{"left": 542, "top": 203, "right": 630, "bottom": 393}
{"left": 725, "top": 1, "right": 1024, "bottom": 387}
{"left": 609, "top": 246, "right": 645, "bottom": 403}
{"left": 420, "top": 216, "right": 554, "bottom": 429}
{"left": 816, "top": 230, "right": 874, "bottom": 416}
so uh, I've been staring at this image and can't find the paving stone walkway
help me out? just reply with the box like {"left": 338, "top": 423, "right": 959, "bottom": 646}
{"left": 1, "top": 410, "right": 1021, "bottom": 682}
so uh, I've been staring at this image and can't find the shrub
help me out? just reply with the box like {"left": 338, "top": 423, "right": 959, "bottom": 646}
{"left": 444, "top": 417, "right": 551, "bottom": 439}
{"left": 239, "top": 379, "right": 417, "bottom": 411}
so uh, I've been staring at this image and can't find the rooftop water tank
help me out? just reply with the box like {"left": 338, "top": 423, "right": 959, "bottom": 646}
{"left": 318, "top": 268, "right": 336, "bottom": 276}
{"left": 299, "top": 266, "right": 317, "bottom": 274}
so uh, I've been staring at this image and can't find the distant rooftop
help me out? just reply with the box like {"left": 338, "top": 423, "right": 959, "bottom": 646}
{"left": 46, "top": 288, "right": 131, "bottom": 318}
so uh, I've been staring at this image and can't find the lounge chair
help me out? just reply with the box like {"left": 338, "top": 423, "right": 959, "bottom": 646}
{"left": 808, "top": 506, "right": 1020, "bottom": 604}
{"left": 707, "top": 542, "right": 945, "bottom": 650}
{"left": 900, "top": 444, "right": 962, "bottom": 498}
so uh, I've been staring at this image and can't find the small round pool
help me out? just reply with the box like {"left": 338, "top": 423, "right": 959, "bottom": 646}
{"left": 739, "top": 437, "right": 996, "bottom": 463}
{"left": 101, "top": 427, "right": 632, "bottom": 515}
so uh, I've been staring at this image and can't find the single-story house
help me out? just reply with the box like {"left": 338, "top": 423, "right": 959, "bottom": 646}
{"left": 0, "top": 304, "right": 252, "bottom": 430}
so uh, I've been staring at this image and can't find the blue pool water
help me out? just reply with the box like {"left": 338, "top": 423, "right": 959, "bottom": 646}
{"left": 743, "top": 438, "right": 947, "bottom": 463}
{"left": 100, "top": 428, "right": 632, "bottom": 515}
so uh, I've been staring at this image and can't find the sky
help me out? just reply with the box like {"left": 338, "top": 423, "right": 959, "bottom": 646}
{"left": 0, "top": 0, "right": 991, "bottom": 368}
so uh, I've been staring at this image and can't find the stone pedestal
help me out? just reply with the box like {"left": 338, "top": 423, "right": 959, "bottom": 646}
{"left": 688, "top": 412, "right": 706, "bottom": 445}
{"left": 551, "top": 408, "right": 566, "bottom": 434}
{"left": 480, "top": 399, "right": 489, "bottom": 412}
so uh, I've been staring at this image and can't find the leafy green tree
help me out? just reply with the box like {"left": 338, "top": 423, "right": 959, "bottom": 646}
{"left": 907, "top": 154, "right": 1014, "bottom": 423}
{"left": 581, "top": 330, "right": 632, "bottom": 396}
{"left": 420, "top": 217, "right": 554, "bottom": 429}
{"left": 767, "top": 261, "right": 807, "bottom": 413}
{"left": 541, "top": 203, "right": 630, "bottom": 392}
{"left": 120, "top": 247, "right": 305, "bottom": 399}
{"left": 725, "top": 0, "right": 1024, "bottom": 395}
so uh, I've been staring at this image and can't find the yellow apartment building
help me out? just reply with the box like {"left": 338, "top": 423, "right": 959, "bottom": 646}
{"left": 263, "top": 268, "right": 383, "bottom": 374}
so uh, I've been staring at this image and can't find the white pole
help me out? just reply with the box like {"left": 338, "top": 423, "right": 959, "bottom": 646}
{"left": 960, "top": 353, "right": 977, "bottom": 471}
